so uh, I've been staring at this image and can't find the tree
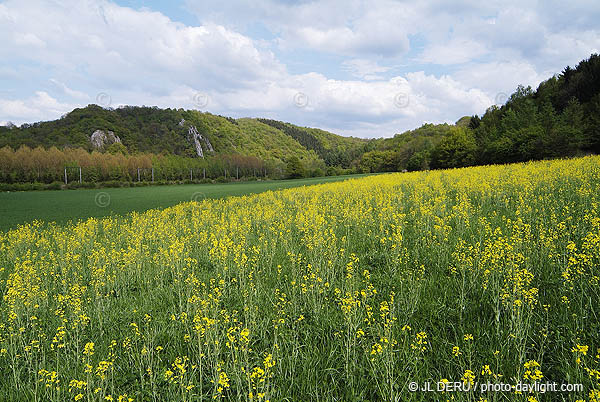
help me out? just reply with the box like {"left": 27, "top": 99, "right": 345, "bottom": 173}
{"left": 406, "top": 149, "right": 430, "bottom": 171}
{"left": 431, "top": 127, "right": 478, "bottom": 169}
{"left": 106, "top": 142, "right": 128, "bottom": 155}
{"left": 585, "top": 94, "right": 600, "bottom": 152}
{"left": 285, "top": 156, "right": 305, "bottom": 179}
{"left": 544, "top": 98, "right": 586, "bottom": 156}
{"left": 468, "top": 115, "right": 481, "bottom": 130}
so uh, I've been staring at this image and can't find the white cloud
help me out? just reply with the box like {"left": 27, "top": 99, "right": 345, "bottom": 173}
{"left": 187, "top": 0, "right": 413, "bottom": 57}
{"left": 14, "top": 32, "right": 46, "bottom": 48}
{"left": 205, "top": 71, "right": 490, "bottom": 138}
{"left": 284, "top": 14, "right": 411, "bottom": 57}
{"left": 0, "top": 92, "right": 75, "bottom": 122}
{"left": 0, "top": 98, "right": 39, "bottom": 119}
{"left": 453, "top": 61, "right": 548, "bottom": 101}
{"left": 0, "top": 0, "right": 286, "bottom": 92}
{"left": 0, "top": 0, "right": 598, "bottom": 137}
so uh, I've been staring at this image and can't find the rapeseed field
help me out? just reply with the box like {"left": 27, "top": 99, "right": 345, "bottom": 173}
{"left": 1, "top": 156, "right": 599, "bottom": 401}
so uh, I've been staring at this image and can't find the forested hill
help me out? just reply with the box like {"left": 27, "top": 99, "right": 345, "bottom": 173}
{"left": 0, "top": 53, "right": 598, "bottom": 177}
{"left": 466, "top": 53, "right": 600, "bottom": 165}
{"left": 354, "top": 53, "right": 600, "bottom": 172}
{"left": 0, "top": 105, "right": 368, "bottom": 168}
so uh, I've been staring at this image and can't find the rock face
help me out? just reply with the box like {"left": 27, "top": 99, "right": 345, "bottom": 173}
{"left": 204, "top": 134, "right": 214, "bottom": 153}
{"left": 189, "top": 126, "right": 204, "bottom": 158}
{"left": 91, "top": 130, "right": 121, "bottom": 150}
{"left": 188, "top": 125, "right": 214, "bottom": 158}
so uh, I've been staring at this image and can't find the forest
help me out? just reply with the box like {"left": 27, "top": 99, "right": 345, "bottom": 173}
{"left": 358, "top": 54, "right": 600, "bottom": 172}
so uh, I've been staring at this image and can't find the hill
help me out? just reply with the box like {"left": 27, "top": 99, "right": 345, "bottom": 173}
{"left": 359, "top": 53, "right": 600, "bottom": 171}
{"left": 466, "top": 54, "right": 600, "bottom": 166}
{"left": 0, "top": 105, "right": 368, "bottom": 169}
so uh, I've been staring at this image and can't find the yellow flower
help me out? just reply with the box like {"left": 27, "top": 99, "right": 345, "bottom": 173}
{"left": 83, "top": 342, "right": 94, "bottom": 356}
{"left": 263, "top": 354, "right": 275, "bottom": 369}
{"left": 462, "top": 370, "right": 475, "bottom": 386}
{"left": 218, "top": 371, "right": 230, "bottom": 389}
{"left": 241, "top": 328, "right": 250, "bottom": 340}
{"left": 523, "top": 360, "right": 543, "bottom": 381}
{"left": 572, "top": 344, "right": 589, "bottom": 355}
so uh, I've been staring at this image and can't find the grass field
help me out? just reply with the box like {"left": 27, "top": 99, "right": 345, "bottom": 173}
{"left": 1, "top": 157, "right": 599, "bottom": 401}
{"left": 0, "top": 175, "right": 370, "bottom": 232}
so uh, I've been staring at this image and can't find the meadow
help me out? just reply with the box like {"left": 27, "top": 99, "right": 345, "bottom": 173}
{"left": 0, "top": 174, "right": 370, "bottom": 232}
{"left": 0, "top": 156, "right": 599, "bottom": 401}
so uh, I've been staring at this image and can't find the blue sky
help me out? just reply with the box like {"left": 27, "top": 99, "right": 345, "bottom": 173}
{"left": 0, "top": 0, "right": 598, "bottom": 137}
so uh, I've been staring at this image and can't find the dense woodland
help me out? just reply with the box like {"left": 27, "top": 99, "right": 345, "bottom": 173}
{"left": 0, "top": 54, "right": 598, "bottom": 187}
{"left": 359, "top": 54, "right": 600, "bottom": 172}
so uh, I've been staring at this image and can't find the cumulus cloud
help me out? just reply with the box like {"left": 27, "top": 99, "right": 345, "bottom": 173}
{"left": 0, "top": 0, "right": 285, "bottom": 92}
{"left": 453, "top": 61, "right": 549, "bottom": 101}
{"left": 187, "top": 0, "right": 413, "bottom": 57}
{"left": 0, "top": 92, "right": 76, "bottom": 122}
{"left": 205, "top": 71, "right": 490, "bottom": 138}
{"left": 0, "top": 0, "right": 598, "bottom": 137}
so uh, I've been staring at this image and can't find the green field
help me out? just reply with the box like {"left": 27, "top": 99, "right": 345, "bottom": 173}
{"left": 0, "top": 175, "right": 370, "bottom": 231}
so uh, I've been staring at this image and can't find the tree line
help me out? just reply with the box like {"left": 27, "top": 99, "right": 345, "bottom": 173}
{"left": 0, "top": 145, "right": 284, "bottom": 185}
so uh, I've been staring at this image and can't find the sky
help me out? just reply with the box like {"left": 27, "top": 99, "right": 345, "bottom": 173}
{"left": 0, "top": 0, "right": 598, "bottom": 138}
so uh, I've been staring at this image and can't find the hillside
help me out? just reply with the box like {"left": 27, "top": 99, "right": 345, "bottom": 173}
{"left": 469, "top": 54, "right": 600, "bottom": 164}
{"left": 0, "top": 105, "right": 366, "bottom": 169}
{"left": 359, "top": 53, "right": 600, "bottom": 171}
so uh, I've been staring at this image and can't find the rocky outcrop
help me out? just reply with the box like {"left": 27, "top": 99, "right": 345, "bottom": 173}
{"left": 90, "top": 130, "right": 121, "bottom": 150}
{"left": 189, "top": 126, "right": 204, "bottom": 158}
{"left": 204, "top": 135, "right": 214, "bottom": 153}
{"left": 187, "top": 125, "right": 214, "bottom": 158}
